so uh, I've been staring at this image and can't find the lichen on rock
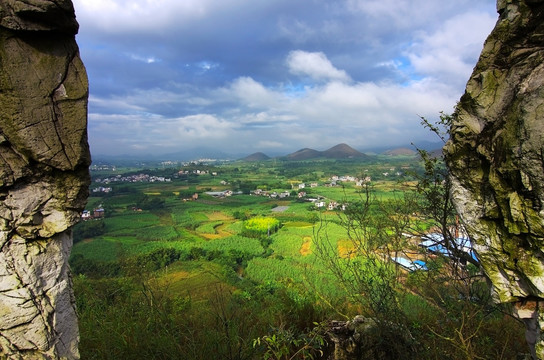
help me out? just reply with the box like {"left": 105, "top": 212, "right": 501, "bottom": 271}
{"left": 0, "top": 1, "right": 90, "bottom": 359}
{"left": 444, "top": 0, "right": 544, "bottom": 358}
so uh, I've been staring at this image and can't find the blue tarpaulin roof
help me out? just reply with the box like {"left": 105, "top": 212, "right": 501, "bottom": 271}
{"left": 420, "top": 233, "right": 478, "bottom": 262}
{"left": 391, "top": 257, "right": 428, "bottom": 271}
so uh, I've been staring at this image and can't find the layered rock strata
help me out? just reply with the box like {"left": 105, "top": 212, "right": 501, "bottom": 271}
{"left": 444, "top": 0, "right": 544, "bottom": 358}
{"left": 0, "top": 1, "right": 90, "bottom": 359}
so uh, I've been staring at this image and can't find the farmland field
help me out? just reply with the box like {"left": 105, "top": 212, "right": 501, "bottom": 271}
{"left": 72, "top": 155, "right": 526, "bottom": 359}
{"left": 74, "top": 158, "right": 414, "bottom": 266}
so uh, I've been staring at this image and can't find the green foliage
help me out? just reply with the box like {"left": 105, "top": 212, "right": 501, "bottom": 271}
{"left": 71, "top": 236, "right": 133, "bottom": 262}
{"left": 75, "top": 155, "right": 527, "bottom": 359}
{"left": 123, "top": 247, "right": 183, "bottom": 273}
{"left": 233, "top": 209, "right": 250, "bottom": 220}
{"left": 136, "top": 194, "right": 166, "bottom": 210}
{"left": 70, "top": 254, "right": 121, "bottom": 277}
{"left": 253, "top": 324, "right": 326, "bottom": 360}
{"left": 135, "top": 225, "right": 179, "bottom": 241}
{"left": 73, "top": 219, "right": 106, "bottom": 243}
{"left": 104, "top": 213, "right": 160, "bottom": 234}
{"left": 201, "top": 235, "right": 264, "bottom": 257}
{"left": 73, "top": 268, "right": 329, "bottom": 360}
{"left": 195, "top": 220, "right": 223, "bottom": 234}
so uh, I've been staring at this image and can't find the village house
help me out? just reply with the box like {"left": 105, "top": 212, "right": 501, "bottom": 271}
{"left": 315, "top": 201, "right": 326, "bottom": 208}
{"left": 279, "top": 191, "right": 290, "bottom": 198}
{"left": 81, "top": 210, "right": 91, "bottom": 220}
{"left": 81, "top": 206, "right": 105, "bottom": 220}
{"left": 93, "top": 208, "right": 105, "bottom": 218}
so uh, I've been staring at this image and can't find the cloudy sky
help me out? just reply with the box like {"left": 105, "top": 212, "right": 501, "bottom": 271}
{"left": 72, "top": 0, "right": 498, "bottom": 158}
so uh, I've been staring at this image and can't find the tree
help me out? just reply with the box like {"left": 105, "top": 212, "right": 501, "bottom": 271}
{"left": 313, "top": 185, "right": 417, "bottom": 358}
{"left": 136, "top": 195, "right": 165, "bottom": 210}
{"left": 73, "top": 219, "right": 106, "bottom": 243}
{"left": 309, "top": 113, "right": 526, "bottom": 359}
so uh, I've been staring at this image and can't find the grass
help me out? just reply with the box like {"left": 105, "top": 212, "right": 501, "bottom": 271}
{"left": 71, "top": 236, "right": 137, "bottom": 262}
{"left": 75, "top": 158, "right": 529, "bottom": 359}
{"left": 104, "top": 213, "right": 160, "bottom": 234}
{"left": 159, "top": 261, "right": 232, "bottom": 301}
{"left": 201, "top": 235, "right": 264, "bottom": 256}
{"left": 195, "top": 220, "right": 223, "bottom": 235}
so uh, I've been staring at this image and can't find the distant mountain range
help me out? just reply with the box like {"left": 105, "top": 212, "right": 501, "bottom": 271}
{"left": 242, "top": 152, "right": 271, "bottom": 161}
{"left": 92, "top": 141, "right": 441, "bottom": 163}
{"left": 242, "top": 143, "right": 371, "bottom": 161}
{"left": 240, "top": 142, "right": 442, "bottom": 161}
{"left": 286, "top": 143, "right": 368, "bottom": 160}
{"left": 382, "top": 147, "right": 417, "bottom": 156}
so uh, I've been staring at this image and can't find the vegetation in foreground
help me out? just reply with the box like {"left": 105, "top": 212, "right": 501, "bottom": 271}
{"left": 72, "top": 155, "right": 526, "bottom": 359}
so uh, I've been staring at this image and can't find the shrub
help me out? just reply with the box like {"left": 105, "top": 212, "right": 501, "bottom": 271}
{"left": 73, "top": 219, "right": 106, "bottom": 243}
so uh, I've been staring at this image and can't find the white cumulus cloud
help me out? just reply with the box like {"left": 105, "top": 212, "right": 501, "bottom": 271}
{"left": 287, "top": 50, "right": 351, "bottom": 83}
{"left": 406, "top": 11, "right": 496, "bottom": 87}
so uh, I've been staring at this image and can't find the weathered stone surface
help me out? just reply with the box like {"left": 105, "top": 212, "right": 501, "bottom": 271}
{"left": 326, "top": 316, "right": 414, "bottom": 360}
{"left": 0, "top": 0, "right": 89, "bottom": 359}
{"left": 444, "top": 0, "right": 544, "bottom": 357}
{"left": 0, "top": 0, "right": 78, "bottom": 33}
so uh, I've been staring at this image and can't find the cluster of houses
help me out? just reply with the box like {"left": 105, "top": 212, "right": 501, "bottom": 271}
{"left": 250, "top": 188, "right": 347, "bottom": 211}
{"left": 294, "top": 182, "right": 318, "bottom": 189}
{"left": 94, "top": 173, "right": 172, "bottom": 184}
{"left": 178, "top": 169, "right": 218, "bottom": 176}
{"left": 324, "top": 175, "right": 373, "bottom": 187}
{"left": 205, "top": 190, "right": 243, "bottom": 198}
{"left": 90, "top": 164, "right": 116, "bottom": 171}
{"left": 288, "top": 173, "right": 373, "bottom": 191}
{"left": 313, "top": 199, "right": 348, "bottom": 211}
{"left": 81, "top": 207, "right": 105, "bottom": 220}
{"left": 160, "top": 161, "right": 178, "bottom": 166}
{"left": 252, "top": 189, "right": 292, "bottom": 199}
{"left": 92, "top": 186, "right": 112, "bottom": 193}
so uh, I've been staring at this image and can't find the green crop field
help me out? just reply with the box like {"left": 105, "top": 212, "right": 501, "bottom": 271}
{"left": 73, "top": 155, "right": 526, "bottom": 359}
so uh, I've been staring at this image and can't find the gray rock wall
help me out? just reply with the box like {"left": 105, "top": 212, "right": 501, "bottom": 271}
{"left": 444, "top": 0, "right": 544, "bottom": 358}
{"left": 0, "top": 1, "right": 90, "bottom": 359}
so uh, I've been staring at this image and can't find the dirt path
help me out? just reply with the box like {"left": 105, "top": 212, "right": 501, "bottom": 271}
{"left": 200, "top": 220, "right": 235, "bottom": 240}
{"left": 214, "top": 222, "right": 233, "bottom": 237}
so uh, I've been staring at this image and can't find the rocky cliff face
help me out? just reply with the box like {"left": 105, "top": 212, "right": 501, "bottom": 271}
{"left": 0, "top": 1, "right": 90, "bottom": 359}
{"left": 444, "top": 0, "right": 544, "bottom": 358}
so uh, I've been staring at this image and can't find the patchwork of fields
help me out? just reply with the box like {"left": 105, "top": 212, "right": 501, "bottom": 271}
{"left": 72, "top": 156, "right": 526, "bottom": 359}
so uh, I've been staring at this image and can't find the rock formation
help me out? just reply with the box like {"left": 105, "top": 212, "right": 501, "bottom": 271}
{"left": 444, "top": 0, "right": 544, "bottom": 358}
{"left": 326, "top": 316, "right": 414, "bottom": 360}
{"left": 0, "top": 1, "right": 90, "bottom": 359}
